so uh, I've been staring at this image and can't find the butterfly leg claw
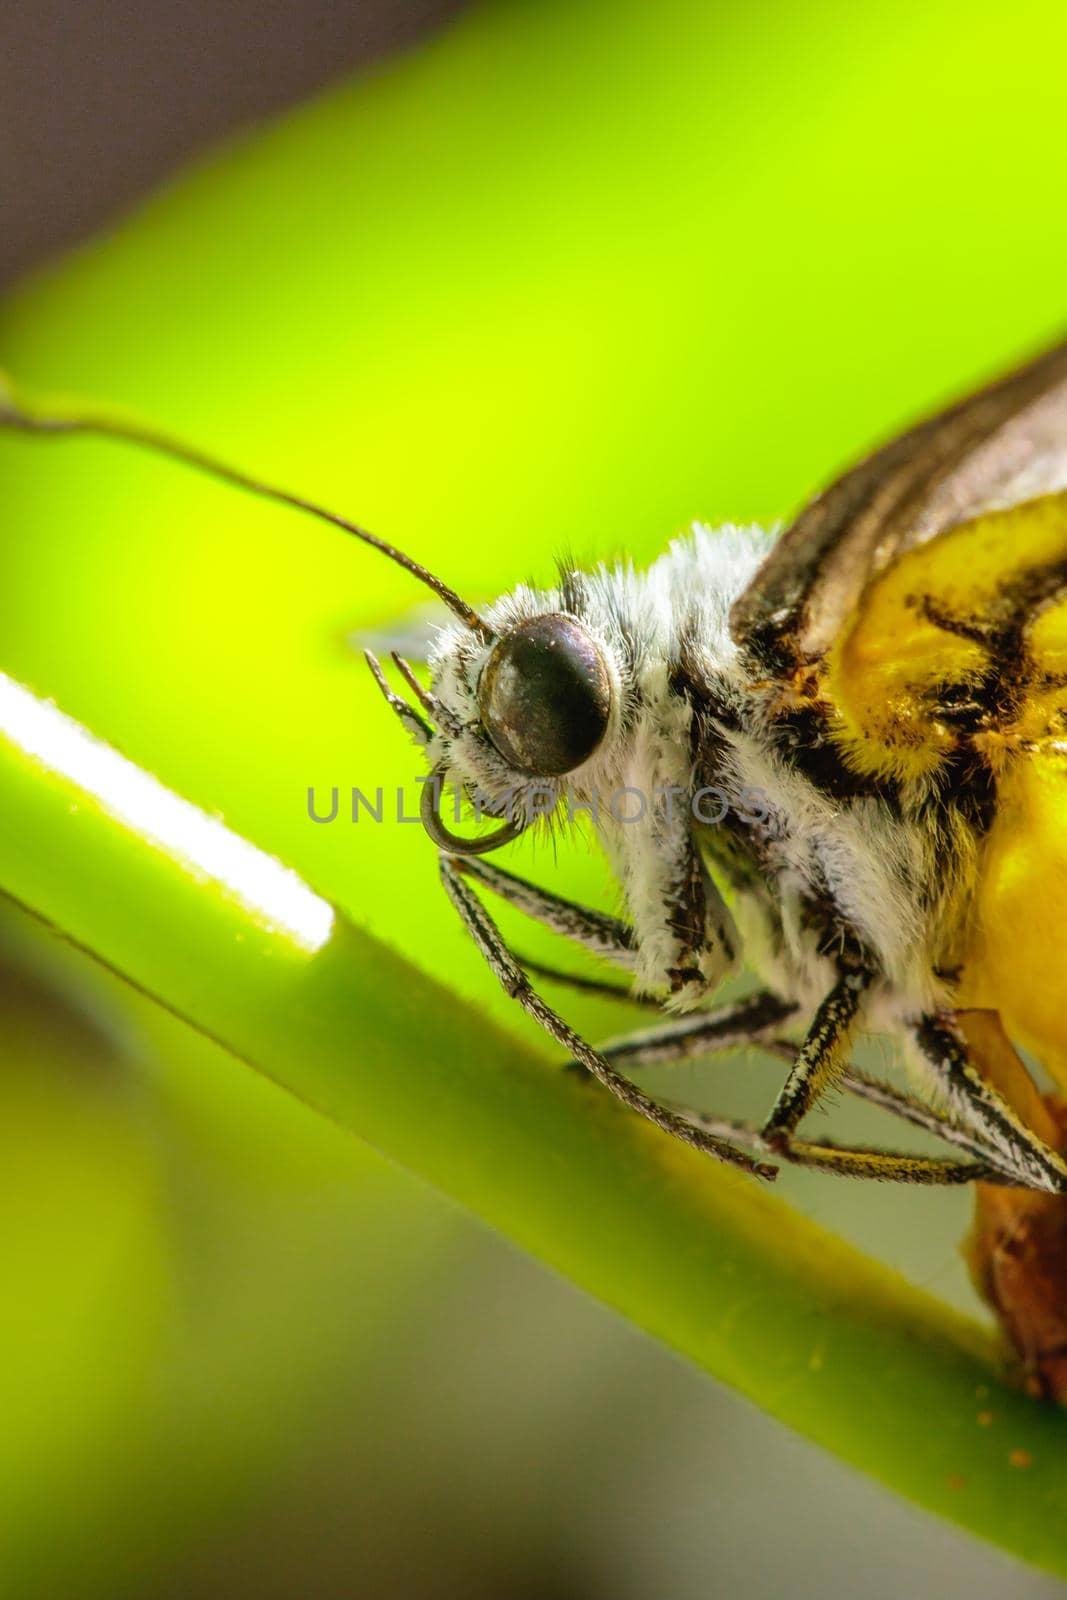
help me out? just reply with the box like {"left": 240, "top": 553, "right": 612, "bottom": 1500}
{"left": 914, "top": 1015, "right": 1067, "bottom": 1194}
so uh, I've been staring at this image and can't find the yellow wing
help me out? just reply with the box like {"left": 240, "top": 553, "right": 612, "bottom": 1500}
{"left": 828, "top": 491, "right": 1067, "bottom": 780}
{"left": 825, "top": 490, "right": 1067, "bottom": 1082}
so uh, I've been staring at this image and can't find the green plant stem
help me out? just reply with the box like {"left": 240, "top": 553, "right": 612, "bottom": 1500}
{"left": 1, "top": 710, "right": 1066, "bottom": 1574}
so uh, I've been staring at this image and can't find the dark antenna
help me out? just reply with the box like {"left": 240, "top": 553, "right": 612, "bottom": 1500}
{"left": 0, "top": 389, "right": 494, "bottom": 639}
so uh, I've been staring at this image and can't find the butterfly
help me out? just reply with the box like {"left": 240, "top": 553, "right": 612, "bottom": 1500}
{"left": 4, "top": 340, "right": 1067, "bottom": 1201}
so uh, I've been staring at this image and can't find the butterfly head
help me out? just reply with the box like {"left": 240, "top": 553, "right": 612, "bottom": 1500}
{"left": 367, "top": 576, "right": 624, "bottom": 855}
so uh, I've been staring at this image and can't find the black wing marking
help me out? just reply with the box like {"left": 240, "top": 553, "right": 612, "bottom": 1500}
{"left": 730, "top": 336, "right": 1067, "bottom": 672}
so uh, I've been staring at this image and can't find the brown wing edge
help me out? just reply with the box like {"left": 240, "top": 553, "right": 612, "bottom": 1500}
{"left": 730, "top": 336, "right": 1067, "bottom": 675}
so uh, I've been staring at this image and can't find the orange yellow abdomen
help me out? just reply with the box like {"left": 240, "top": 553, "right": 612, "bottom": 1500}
{"left": 960, "top": 756, "right": 1067, "bottom": 1090}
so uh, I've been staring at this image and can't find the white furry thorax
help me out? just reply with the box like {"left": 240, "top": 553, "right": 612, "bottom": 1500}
{"left": 424, "top": 521, "right": 953, "bottom": 1021}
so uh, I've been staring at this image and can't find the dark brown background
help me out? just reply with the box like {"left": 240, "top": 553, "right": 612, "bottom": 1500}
{"left": 0, "top": 0, "right": 463, "bottom": 288}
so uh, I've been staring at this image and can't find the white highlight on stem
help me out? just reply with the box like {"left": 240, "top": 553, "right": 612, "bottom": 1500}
{"left": 0, "top": 670, "right": 334, "bottom": 953}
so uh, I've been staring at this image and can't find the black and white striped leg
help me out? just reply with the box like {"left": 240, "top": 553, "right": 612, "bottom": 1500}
{"left": 452, "top": 856, "right": 636, "bottom": 969}
{"left": 537, "top": 972, "right": 795, "bottom": 1079}
{"left": 742, "top": 1039, "right": 1003, "bottom": 1162}
{"left": 546, "top": 985, "right": 1000, "bottom": 1162}
{"left": 914, "top": 1015, "right": 1067, "bottom": 1193}
{"left": 578, "top": 1013, "right": 1003, "bottom": 1184}
{"left": 832, "top": 1059, "right": 1007, "bottom": 1164}
{"left": 774, "top": 1141, "right": 994, "bottom": 1184}
{"left": 591, "top": 993, "right": 797, "bottom": 1068}
{"left": 761, "top": 966, "right": 874, "bottom": 1144}
{"left": 522, "top": 965, "right": 1000, "bottom": 1156}
{"left": 514, "top": 954, "right": 661, "bottom": 1010}
{"left": 528, "top": 944, "right": 1038, "bottom": 1177}
{"left": 452, "top": 864, "right": 1042, "bottom": 1187}
{"left": 438, "top": 857, "right": 777, "bottom": 1181}
{"left": 566, "top": 1000, "right": 1006, "bottom": 1156}
{"left": 675, "top": 1108, "right": 994, "bottom": 1185}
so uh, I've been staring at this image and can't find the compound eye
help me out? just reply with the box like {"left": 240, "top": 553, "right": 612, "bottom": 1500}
{"left": 478, "top": 614, "right": 613, "bottom": 777}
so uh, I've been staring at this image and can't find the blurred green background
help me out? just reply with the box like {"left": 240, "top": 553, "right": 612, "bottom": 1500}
{"left": 2, "top": 0, "right": 1067, "bottom": 1593}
